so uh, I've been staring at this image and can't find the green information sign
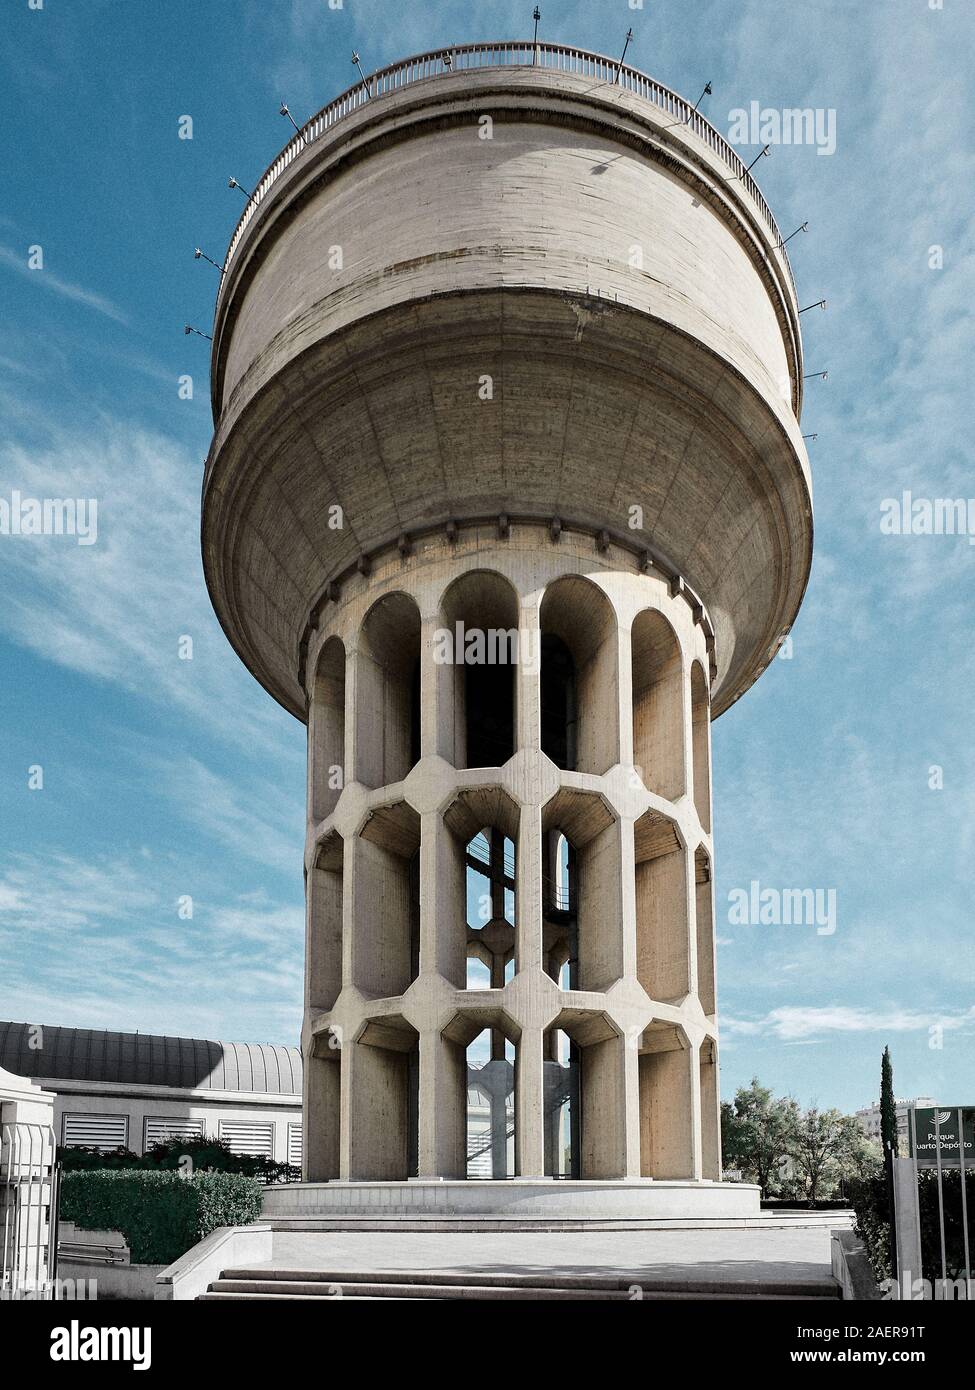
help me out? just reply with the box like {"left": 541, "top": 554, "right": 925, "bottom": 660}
{"left": 910, "top": 1106, "right": 975, "bottom": 1168}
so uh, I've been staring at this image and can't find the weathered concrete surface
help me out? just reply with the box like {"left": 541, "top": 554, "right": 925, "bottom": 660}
{"left": 299, "top": 536, "right": 726, "bottom": 1192}
{"left": 202, "top": 49, "right": 814, "bottom": 1220}
{"left": 203, "top": 63, "right": 812, "bottom": 724}
{"left": 262, "top": 1177, "right": 760, "bottom": 1222}
{"left": 247, "top": 1224, "right": 838, "bottom": 1287}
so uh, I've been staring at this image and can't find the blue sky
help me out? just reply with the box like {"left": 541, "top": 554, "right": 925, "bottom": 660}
{"left": 0, "top": 0, "right": 972, "bottom": 1114}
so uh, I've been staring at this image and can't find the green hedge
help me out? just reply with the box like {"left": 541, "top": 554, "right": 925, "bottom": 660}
{"left": 849, "top": 1170, "right": 975, "bottom": 1284}
{"left": 58, "top": 1136, "right": 299, "bottom": 1184}
{"left": 847, "top": 1174, "right": 892, "bottom": 1281}
{"left": 60, "top": 1169, "right": 264, "bottom": 1266}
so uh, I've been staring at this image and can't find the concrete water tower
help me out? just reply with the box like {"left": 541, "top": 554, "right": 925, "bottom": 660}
{"left": 203, "top": 41, "right": 812, "bottom": 1221}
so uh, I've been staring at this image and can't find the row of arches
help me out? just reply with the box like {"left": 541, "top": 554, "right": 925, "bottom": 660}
{"left": 305, "top": 1021, "right": 720, "bottom": 1183}
{"left": 308, "top": 573, "right": 711, "bottom": 828}
{"left": 306, "top": 804, "right": 715, "bottom": 1015}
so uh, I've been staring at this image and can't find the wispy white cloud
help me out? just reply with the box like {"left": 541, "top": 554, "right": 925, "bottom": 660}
{"left": 0, "top": 413, "right": 301, "bottom": 756}
{"left": 0, "top": 851, "right": 303, "bottom": 1042}
{"left": 146, "top": 753, "right": 304, "bottom": 876}
{"left": 723, "top": 1004, "right": 975, "bottom": 1043}
{"left": 0, "top": 245, "right": 129, "bottom": 325}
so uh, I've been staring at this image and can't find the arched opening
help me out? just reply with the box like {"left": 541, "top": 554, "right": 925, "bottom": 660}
{"left": 309, "top": 637, "right": 345, "bottom": 822}
{"left": 542, "top": 831, "right": 575, "bottom": 986}
{"left": 439, "top": 571, "right": 518, "bottom": 770}
{"left": 464, "top": 828, "right": 516, "bottom": 989}
{"left": 465, "top": 1029, "right": 516, "bottom": 1178}
{"left": 355, "top": 592, "right": 421, "bottom": 789}
{"left": 348, "top": 1016, "right": 418, "bottom": 1180}
{"left": 444, "top": 789, "right": 520, "bottom": 988}
{"left": 543, "top": 789, "right": 622, "bottom": 992}
{"left": 700, "top": 1038, "right": 721, "bottom": 1180}
{"left": 631, "top": 609, "right": 685, "bottom": 801}
{"left": 539, "top": 577, "right": 618, "bottom": 774}
{"left": 691, "top": 660, "right": 712, "bottom": 831}
{"left": 543, "top": 1025, "right": 580, "bottom": 1177}
{"left": 638, "top": 1022, "right": 695, "bottom": 1178}
{"left": 540, "top": 635, "right": 576, "bottom": 770}
{"left": 544, "top": 1011, "right": 625, "bottom": 1179}
{"left": 695, "top": 847, "right": 716, "bottom": 1016}
{"left": 351, "top": 802, "right": 421, "bottom": 997}
{"left": 443, "top": 1009, "right": 520, "bottom": 1179}
{"left": 634, "top": 809, "right": 690, "bottom": 1001}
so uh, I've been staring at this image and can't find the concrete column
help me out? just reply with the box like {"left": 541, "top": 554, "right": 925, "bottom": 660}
{"left": 424, "top": 611, "right": 454, "bottom": 762}
{"left": 516, "top": 803, "right": 543, "bottom": 976}
{"left": 345, "top": 638, "right": 373, "bottom": 788}
{"left": 308, "top": 638, "right": 346, "bottom": 822}
{"left": 425, "top": 811, "right": 466, "bottom": 986}
{"left": 417, "top": 1028, "right": 466, "bottom": 1179}
{"left": 695, "top": 849, "right": 717, "bottom": 1016}
{"left": 516, "top": 597, "right": 540, "bottom": 753}
{"left": 691, "top": 660, "right": 712, "bottom": 833}
{"left": 688, "top": 1040, "right": 704, "bottom": 1181}
{"left": 304, "top": 1051, "right": 340, "bottom": 1181}
{"left": 338, "top": 1039, "right": 354, "bottom": 1180}
{"left": 619, "top": 820, "right": 638, "bottom": 981}
{"left": 622, "top": 1032, "right": 643, "bottom": 1177}
{"left": 580, "top": 1036, "right": 627, "bottom": 1179}
{"left": 348, "top": 1036, "right": 411, "bottom": 1181}
{"left": 306, "top": 850, "right": 343, "bottom": 1013}
{"left": 639, "top": 1036, "right": 696, "bottom": 1179}
{"left": 699, "top": 1040, "right": 721, "bottom": 1180}
{"left": 516, "top": 1026, "right": 545, "bottom": 1177}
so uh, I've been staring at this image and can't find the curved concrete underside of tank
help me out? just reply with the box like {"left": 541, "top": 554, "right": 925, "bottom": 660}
{"left": 202, "top": 69, "right": 814, "bottom": 723}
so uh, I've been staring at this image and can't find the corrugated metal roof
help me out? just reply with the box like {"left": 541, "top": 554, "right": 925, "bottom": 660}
{"left": 0, "top": 1021, "right": 301, "bottom": 1095}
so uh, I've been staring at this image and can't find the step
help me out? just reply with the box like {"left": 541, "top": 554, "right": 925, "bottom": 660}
{"left": 200, "top": 1279, "right": 831, "bottom": 1302}
{"left": 216, "top": 1266, "right": 839, "bottom": 1299}
{"left": 200, "top": 1281, "right": 830, "bottom": 1302}
{"left": 207, "top": 1278, "right": 631, "bottom": 1300}
{"left": 199, "top": 1291, "right": 421, "bottom": 1301}
{"left": 264, "top": 1214, "right": 852, "bottom": 1234}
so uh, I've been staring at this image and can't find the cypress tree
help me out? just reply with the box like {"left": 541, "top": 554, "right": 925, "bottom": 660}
{"left": 880, "top": 1045, "right": 898, "bottom": 1158}
{"left": 880, "top": 1045, "right": 898, "bottom": 1277}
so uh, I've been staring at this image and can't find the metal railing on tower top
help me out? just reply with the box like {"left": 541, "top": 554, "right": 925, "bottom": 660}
{"left": 220, "top": 40, "right": 797, "bottom": 298}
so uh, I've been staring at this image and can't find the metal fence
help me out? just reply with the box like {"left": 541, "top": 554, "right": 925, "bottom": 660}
{"left": 0, "top": 1122, "right": 60, "bottom": 1300}
{"left": 220, "top": 39, "right": 795, "bottom": 297}
{"left": 892, "top": 1105, "right": 973, "bottom": 1298}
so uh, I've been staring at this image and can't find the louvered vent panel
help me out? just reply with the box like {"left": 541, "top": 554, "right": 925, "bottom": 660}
{"left": 62, "top": 1113, "right": 128, "bottom": 1150}
{"left": 219, "top": 1120, "right": 274, "bottom": 1157}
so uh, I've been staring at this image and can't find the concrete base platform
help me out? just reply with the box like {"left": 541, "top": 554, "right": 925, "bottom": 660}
{"left": 263, "top": 1179, "right": 762, "bottom": 1226}
{"left": 159, "top": 1213, "right": 856, "bottom": 1299}
{"left": 202, "top": 1226, "right": 845, "bottom": 1300}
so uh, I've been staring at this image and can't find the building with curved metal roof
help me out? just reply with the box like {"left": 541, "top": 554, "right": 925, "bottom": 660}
{"left": 0, "top": 1021, "right": 300, "bottom": 1095}
{"left": 0, "top": 1021, "right": 302, "bottom": 1164}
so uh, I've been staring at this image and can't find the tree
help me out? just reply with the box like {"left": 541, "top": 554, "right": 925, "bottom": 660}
{"left": 721, "top": 1078, "right": 798, "bottom": 1197}
{"left": 787, "top": 1108, "right": 867, "bottom": 1205}
{"left": 880, "top": 1046, "right": 898, "bottom": 1159}
{"left": 879, "top": 1044, "right": 898, "bottom": 1275}
{"left": 840, "top": 1129, "right": 884, "bottom": 1186}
